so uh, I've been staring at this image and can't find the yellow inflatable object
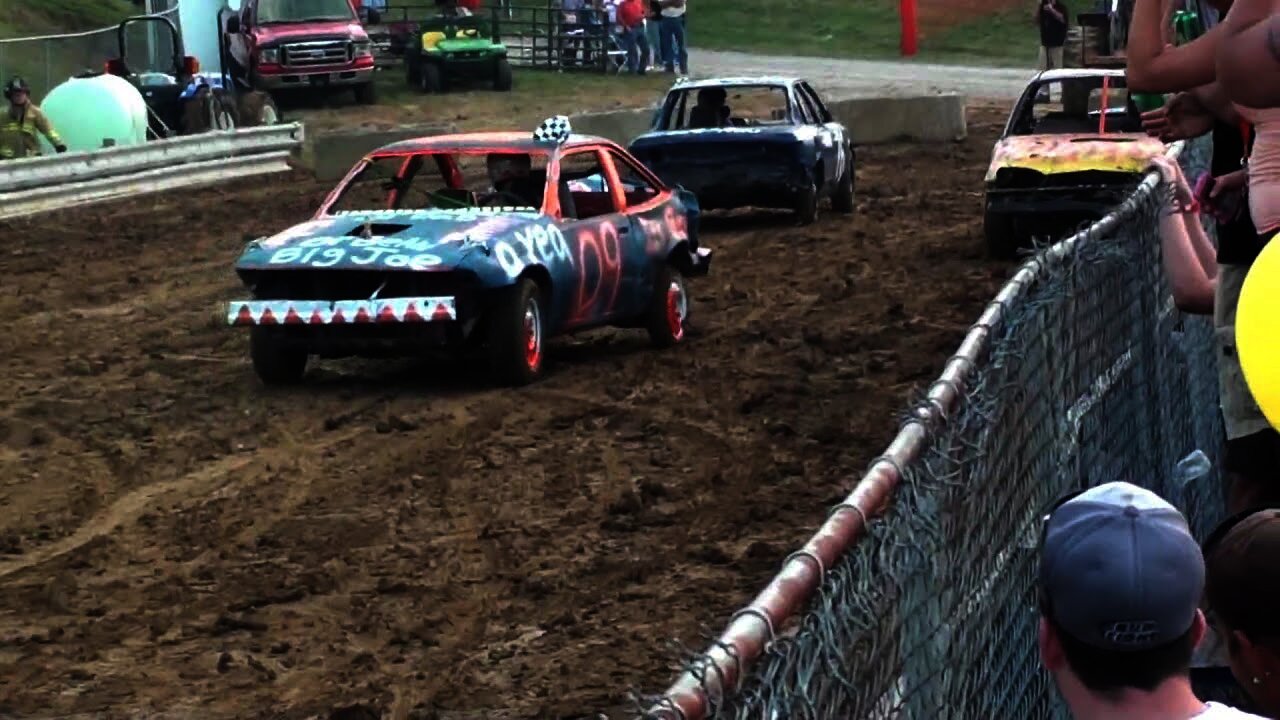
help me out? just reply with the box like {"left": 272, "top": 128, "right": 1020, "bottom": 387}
{"left": 1237, "top": 238, "right": 1280, "bottom": 430}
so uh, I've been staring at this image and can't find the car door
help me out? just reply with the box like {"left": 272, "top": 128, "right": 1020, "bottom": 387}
{"left": 797, "top": 82, "right": 848, "bottom": 188}
{"left": 603, "top": 147, "right": 675, "bottom": 306}
{"left": 555, "top": 147, "right": 642, "bottom": 329}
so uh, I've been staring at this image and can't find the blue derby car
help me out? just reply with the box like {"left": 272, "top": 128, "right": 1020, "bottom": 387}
{"left": 628, "top": 77, "right": 855, "bottom": 225}
{"left": 226, "top": 116, "right": 712, "bottom": 386}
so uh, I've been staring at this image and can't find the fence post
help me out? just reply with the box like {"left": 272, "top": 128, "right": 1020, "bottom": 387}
{"left": 900, "top": 0, "right": 918, "bottom": 56}
{"left": 43, "top": 39, "right": 51, "bottom": 95}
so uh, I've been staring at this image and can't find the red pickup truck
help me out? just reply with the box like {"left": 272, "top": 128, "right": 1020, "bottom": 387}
{"left": 222, "top": 0, "right": 378, "bottom": 104}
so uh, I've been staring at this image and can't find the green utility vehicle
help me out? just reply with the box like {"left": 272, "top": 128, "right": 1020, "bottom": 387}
{"left": 404, "top": 10, "right": 513, "bottom": 94}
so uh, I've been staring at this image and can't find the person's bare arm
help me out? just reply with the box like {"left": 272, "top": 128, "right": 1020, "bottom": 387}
{"left": 1182, "top": 211, "right": 1219, "bottom": 281}
{"left": 1126, "top": 0, "right": 1223, "bottom": 92}
{"left": 1191, "top": 81, "right": 1243, "bottom": 124}
{"left": 1215, "top": 0, "right": 1280, "bottom": 107}
{"left": 1160, "top": 211, "right": 1217, "bottom": 313}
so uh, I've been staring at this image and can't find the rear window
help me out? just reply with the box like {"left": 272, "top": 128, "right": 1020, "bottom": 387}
{"left": 661, "top": 85, "right": 791, "bottom": 130}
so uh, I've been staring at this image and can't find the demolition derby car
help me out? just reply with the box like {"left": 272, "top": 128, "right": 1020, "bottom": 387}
{"left": 627, "top": 76, "right": 855, "bottom": 225}
{"left": 226, "top": 116, "right": 712, "bottom": 386}
{"left": 983, "top": 68, "right": 1168, "bottom": 258}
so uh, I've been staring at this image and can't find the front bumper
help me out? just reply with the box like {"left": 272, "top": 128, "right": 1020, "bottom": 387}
{"left": 254, "top": 65, "right": 375, "bottom": 90}
{"left": 984, "top": 183, "right": 1134, "bottom": 216}
{"left": 227, "top": 297, "right": 457, "bottom": 326}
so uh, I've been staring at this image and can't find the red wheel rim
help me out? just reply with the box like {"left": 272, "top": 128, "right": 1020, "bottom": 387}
{"left": 523, "top": 299, "right": 542, "bottom": 370}
{"left": 665, "top": 279, "right": 686, "bottom": 341}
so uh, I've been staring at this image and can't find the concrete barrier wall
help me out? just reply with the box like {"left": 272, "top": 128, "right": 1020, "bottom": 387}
{"left": 296, "top": 92, "right": 967, "bottom": 180}
{"left": 830, "top": 93, "right": 967, "bottom": 145}
{"left": 298, "top": 123, "right": 457, "bottom": 181}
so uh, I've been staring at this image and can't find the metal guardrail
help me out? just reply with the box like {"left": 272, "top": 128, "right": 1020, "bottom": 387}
{"left": 0, "top": 123, "right": 304, "bottom": 221}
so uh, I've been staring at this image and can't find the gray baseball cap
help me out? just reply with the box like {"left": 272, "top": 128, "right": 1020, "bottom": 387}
{"left": 1039, "top": 481, "right": 1205, "bottom": 651}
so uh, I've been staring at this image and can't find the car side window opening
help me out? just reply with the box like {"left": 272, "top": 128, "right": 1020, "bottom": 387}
{"left": 608, "top": 150, "right": 661, "bottom": 207}
{"left": 793, "top": 89, "right": 820, "bottom": 125}
{"left": 798, "top": 83, "right": 833, "bottom": 123}
{"left": 558, "top": 149, "right": 617, "bottom": 220}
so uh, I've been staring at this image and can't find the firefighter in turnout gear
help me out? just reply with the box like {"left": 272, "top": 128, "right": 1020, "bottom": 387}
{"left": 2, "top": 77, "right": 67, "bottom": 160}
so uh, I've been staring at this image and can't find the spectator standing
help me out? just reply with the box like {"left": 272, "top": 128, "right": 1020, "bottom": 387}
{"left": 617, "top": 0, "right": 649, "bottom": 74}
{"left": 1204, "top": 508, "right": 1280, "bottom": 717}
{"left": 658, "top": 0, "right": 688, "bottom": 76}
{"left": 645, "top": 0, "right": 662, "bottom": 71}
{"left": 1128, "top": 0, "right": 1280, "bottom": 514}
{"left": 1, "top": 77, "right": 66, "bottom": 160}
{"left": 1038, "top": 481, "right": 1268, "bottom": 719}
{"left": 1037, "top": 0, "right": 1069, "bottom": 72}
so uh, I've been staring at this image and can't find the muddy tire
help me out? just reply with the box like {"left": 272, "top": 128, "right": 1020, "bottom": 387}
{"left": 831, "top": 160, "right": 855, "bottom": 214}
{"left": 354, "top": 81, "right": 378, "bottom": 105}
{"left": 494, "top": 57, "right": 513, "bottom": 91}
{"left": 420, "top": 62, "right": 443, "bottom": 94}
{"left": 645, "top": 265, "right": 689, "bottom": 349}
{"left": 237, "top": 91, "right": 280, "bottom": 127}
{"left": 983, "top": 204, "right": 1021, "bottom": 260}
{"left": 250, "top": 327, "right": 308, "bottom": 385}
{"left": 794, "top": 179, "right": 819, "bottom": 226}
{"left": 487, "top": 279, "right": 545, "bottom": 386}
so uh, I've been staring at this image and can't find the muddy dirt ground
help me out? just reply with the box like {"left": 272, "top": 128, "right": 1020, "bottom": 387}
{"left": 0, "top": 106, "right": 1015, "bottom": 719}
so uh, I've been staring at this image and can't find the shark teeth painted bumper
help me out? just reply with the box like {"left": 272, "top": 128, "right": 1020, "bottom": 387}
{"left": 227, "top": 297, "right": 457, "bottom": 326}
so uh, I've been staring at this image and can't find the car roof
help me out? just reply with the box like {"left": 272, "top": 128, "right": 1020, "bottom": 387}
{"left": 1034, "top": 67, "right": 1127, "bottom": 82}
{"left": 371, "top": 131, "right": 619, "bottom": 155}
{"left": 669, "top": 75, "right": 800, "bottom": 91}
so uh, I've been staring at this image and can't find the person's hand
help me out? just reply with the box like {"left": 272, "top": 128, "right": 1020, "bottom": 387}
{"left": 1140, "top": 92, "right": 1214, "bottom": 141}
{"left": 1211, "top": 168, "right": 1247, "bottom": 197}
{"left": 54, "top": 143, "right": 67, "bottom": 153}
{"left": 1151, "top": 155, "right": 1195, "bottom": 206}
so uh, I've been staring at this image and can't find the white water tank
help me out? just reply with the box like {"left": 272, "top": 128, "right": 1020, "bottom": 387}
{"left": 38, "top": 74, "right": 149, "bottom": 153}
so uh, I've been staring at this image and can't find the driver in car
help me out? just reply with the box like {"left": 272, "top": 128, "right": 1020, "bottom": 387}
{"left": 483, "top": 152, "right": 542, "bottom": 207}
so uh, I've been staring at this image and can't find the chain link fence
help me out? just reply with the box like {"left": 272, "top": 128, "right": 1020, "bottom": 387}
{"left": 632, "top": 133, "right": 1246, "bottom": 719}
{"left": 0, "top": 4, "right": 180, "bottom": 102}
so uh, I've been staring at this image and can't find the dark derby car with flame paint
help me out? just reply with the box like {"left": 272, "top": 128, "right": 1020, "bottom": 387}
{"left": 225, "top": 117, "right": 712, "bottom": 386}
{"left": 627, "top": 77, "right": 855, "bottom": 225}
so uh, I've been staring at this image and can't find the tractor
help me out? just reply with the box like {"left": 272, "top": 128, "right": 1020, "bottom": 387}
{"left": 403, "top": 0, "right": 514, "bottom": 94}
{"left": 103, "top": 14, "right": 280, "bottom": 139}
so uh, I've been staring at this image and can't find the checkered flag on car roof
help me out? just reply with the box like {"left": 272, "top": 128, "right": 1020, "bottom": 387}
{"left": 533, "top": 115, "right": 572, "bottom": 145}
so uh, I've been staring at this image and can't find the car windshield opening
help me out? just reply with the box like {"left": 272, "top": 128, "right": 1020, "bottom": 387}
{"left": 1011, "top": 76, "right": 1141, "bottom": 136}
{"left": 326, "top": 151, "right": 553, "bottom": 214}
{"left": 664, "top": 85, "right": 791, "bottom": 130}
{"left": 257, "top": 0, "right": 357, "bottom": 23}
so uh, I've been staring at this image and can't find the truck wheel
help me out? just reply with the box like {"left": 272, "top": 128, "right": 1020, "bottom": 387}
{"left": 794, "top": 180, "right": 819, "bottom": 226}
{"left": 210, "top": 88, "right": 239, "bottom": 130}
{"left": 983, "top": 204, "right": 1022, "bottom": 260}
{"left": 238, "top": 91, "right": 280, "bottom": 127}
{"left": 354, "top": 81, "right": 378, "bottom": 105}
{"left": 494, "top": 57, "right": 513, "bottom": 91}
{"left": 487, "top": 279, "right": 545, "bottom": 386}
{"left": 831, "top": 161, "right": 855, "bottom": 214}
{"left": 645, "top": 265, "right": 689, "bottom": 349}
{"left": 420, "top": 63, "right": 443, "bottom": 94}
{"left": 249, "top": 327, "right": 308, "bottom": 386}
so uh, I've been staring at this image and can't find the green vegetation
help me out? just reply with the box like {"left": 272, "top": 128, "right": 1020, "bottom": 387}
{"left": 690, "top": 0, "right": 1038, "bottom": 66}
{"left": 0, "top": 0, "right": 136, "bottom": 34}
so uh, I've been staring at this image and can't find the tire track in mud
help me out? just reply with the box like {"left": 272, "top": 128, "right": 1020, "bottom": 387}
{"left": 0, "top": 109, "right": 1019, "bottom": 718}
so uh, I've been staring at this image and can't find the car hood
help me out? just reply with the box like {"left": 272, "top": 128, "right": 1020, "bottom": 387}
{"left": 254, "top": 20, "right": 368, "bottom": 44}
{"left": 985, "top": 134, "right": 1167, "bottom": 181}
{"left": 234, "top": 208, "right": 571, "bottom": 285}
